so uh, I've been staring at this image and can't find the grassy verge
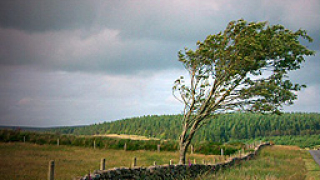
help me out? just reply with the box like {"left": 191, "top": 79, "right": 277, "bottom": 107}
{"left": 0, "top": 142, "right": 220, "bottom": 180}
{"left": 200, "top": 145, "right": 320, "bottom": 180}
{"left": 304, "top": 154, "right": 320, "bottom": 180}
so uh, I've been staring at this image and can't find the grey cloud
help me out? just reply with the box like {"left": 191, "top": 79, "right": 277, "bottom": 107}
{"left": 0, "top": 0, "right": 319, "bottom": 127}
{"left": 0, "top": 66, "right": 182, "bottom": 126}
{"left": 0, "top": 0, "right": 97, "bottom": 32}
{"left": 1, "top": 0, "right": 319, "bottom": 75}
{"left": 0, "top": 28, "right": 182, "bottom": 74}
{"left": 288, "top": 53, "right": 320, "bottom": 86}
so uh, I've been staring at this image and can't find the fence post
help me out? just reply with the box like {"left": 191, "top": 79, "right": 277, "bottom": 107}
{"left": 93, "top": 140, "right": 96, "bottom": 149}
{"left": 100, "top": 158, "right": 106, "bottom": 170}
{"left": 57, "top": 139, "right": 59, "bottom": 146}
{"left": 124, "top": 143, "right": 127, "bottom": 151}
{"left": 154, "top": 161, "right": 157, "bottom": 166}
{"left": 194, "top": 159, "right": 196, "bottom": 164}
{"left": 170, "top": 159, "right": 173, "bottom": 165}
{"left": 23, "top": 136, "right": 26, "bottom": 143}
{"left": 221, "top": 148, "right": 224, "bottom": 156}
{"left": 157, "top": 144, "right": 160, "bottom": 152}
{"left": 132, "top": 157, "right": 137, "bottom": 167}
{"left": 203, "top": 159, "right": 206, "bottom": 165}
{"left": 48, "top": 160, "right": 54, "bottom": 180}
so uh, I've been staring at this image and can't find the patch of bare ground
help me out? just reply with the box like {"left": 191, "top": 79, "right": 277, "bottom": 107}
{"left": 93, "top": 134, "right": 159, "bottom": 140}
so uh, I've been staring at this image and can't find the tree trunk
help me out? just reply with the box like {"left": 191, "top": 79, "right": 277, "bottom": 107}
{"left": 179, "top": 139, "right": 191, "bottom": 165}
{"left": 179, "top": 143, "right": 187, "bottom": 165}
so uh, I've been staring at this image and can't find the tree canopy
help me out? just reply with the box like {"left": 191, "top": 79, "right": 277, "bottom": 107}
{"left": 173, "top": 19, "right": 315, "bottom": 164}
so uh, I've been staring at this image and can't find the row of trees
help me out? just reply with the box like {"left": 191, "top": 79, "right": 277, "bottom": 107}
{"left": 0, "top": 129, "right": 242, "bottom": 155}
{"left": 47, "top": 113, "right": 320, "bottom": 142}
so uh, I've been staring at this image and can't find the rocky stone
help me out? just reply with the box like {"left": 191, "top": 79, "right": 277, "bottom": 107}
{"left": 75, "top": 143, "right": 270, "bottom": 180}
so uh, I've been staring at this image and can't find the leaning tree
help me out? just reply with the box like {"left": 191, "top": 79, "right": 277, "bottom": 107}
{"left": 172, "top": 19, "right": 315, "bottom": 164}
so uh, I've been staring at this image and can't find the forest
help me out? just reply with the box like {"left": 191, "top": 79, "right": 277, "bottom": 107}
{"left": 46, "top": 113, "right": 320, "bottom": 147}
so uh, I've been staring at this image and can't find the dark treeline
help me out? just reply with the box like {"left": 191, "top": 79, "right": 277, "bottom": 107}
{"left": 47, "top": 113, "right": 320, "bottom": 143}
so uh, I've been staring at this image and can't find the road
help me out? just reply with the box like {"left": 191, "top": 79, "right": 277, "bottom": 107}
{"left": 309, "top": 150, "right": 320, "bottom": 166}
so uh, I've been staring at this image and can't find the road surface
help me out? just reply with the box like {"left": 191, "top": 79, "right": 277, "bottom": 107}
{"left": 309, "top": 150, "right": 320, "bottom": 166}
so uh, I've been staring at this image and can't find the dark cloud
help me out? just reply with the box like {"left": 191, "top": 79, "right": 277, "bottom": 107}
{"left": 1, "top": 0, "right": 319, "bottom": 74}
{"left": 0, "top": 0, "right": 97, "bottom": 32}
{"left": 0, "top": 0, "right": 319, "bottom": 126}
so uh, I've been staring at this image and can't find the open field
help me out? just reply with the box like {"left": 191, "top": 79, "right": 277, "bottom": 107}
{"left": 200, "top": 145, "right": 320, "bottom": 180}
{"left": 0, "top": 142, "right": 218, "bottom": 180}
{"left": 93, "top": 134, "right": 159, "bottom": 141}
{"left": 1, "top": 142, "right": 319, "bottom": 180}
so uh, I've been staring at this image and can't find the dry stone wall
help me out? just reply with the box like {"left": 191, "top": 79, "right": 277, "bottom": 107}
{"left": 78, "top": 143, "right": 270, "bottom": 180}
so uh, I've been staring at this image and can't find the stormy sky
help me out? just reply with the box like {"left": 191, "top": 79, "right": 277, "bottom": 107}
{"left": 0, "top": 0, "right": 319, "bottom": 127}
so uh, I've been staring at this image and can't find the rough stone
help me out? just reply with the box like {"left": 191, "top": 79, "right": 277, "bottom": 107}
{"left": 75, "top": 143, "right": 270, "bottom": 180}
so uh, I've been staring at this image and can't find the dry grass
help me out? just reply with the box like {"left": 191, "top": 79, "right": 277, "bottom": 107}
{"left": 304, "top": 156, "right": 320, "bottom": 180}
{"left": 200, "top": 145, "right": 320, "bottom": 180}
{"left": 0, "top": 142, "right": 221, "bottom": 180}
{"left": 92, "top": 134, "right": 159, "bottom": 141}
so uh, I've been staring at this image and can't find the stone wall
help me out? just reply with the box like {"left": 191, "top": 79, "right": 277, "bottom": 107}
{"left": 78, "top": 143, "right": 270, "bottom": 180}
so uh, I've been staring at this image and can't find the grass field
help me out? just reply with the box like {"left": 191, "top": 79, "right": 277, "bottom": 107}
{"left": 0, "top": 142, "right": 217, "bottom": 180}
{"left": 200, "top": 145, "right": 320, "bottom": 180}
{"left": 93, "top": 134, "right": 159, "bottom": 140}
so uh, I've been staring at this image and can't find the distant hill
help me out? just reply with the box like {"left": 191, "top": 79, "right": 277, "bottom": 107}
{"left": 45, "top": 112, "right": 320, "bottom": 143}
{"left": 0, "top": 125, "right": 48, "bottom": 131}
{"left": 0, "top": 125, "right": 85, "bottom": 132}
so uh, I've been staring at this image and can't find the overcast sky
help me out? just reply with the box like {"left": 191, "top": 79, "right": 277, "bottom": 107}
{"left": 0, "top": 0, "right": 319, "bottom": 127}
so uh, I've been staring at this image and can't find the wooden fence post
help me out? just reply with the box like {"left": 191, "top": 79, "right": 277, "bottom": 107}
{"left": 100, "top": 158, "right": 106, "bottom": 170}
{"left": 48, "top": 160, "right": 54, "bottom": 180}
{"left": 23, "top": 136, "right": 26, "bottom": 143}
{"left": 132, "top": 157, "right": 137, "bottom": 167}
{"left": 154, "top": 161, "right": 157, "bottom": 166}
{"left": 124, "top": 143, "right": 127, "bottom": 151}
{"left": 169, "top": 160, "right": 173, "bottom": 165}
{"left": 157, "top": 144, "right": 160, "bottom": 152}
{"left": 57, "top": 139, "right": 59, "bottom": 146}
{"left": 221, "top": 148, "right": 224, "bottom": 156}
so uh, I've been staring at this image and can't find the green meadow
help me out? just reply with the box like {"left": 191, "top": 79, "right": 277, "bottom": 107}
{"left": 200, "top": 145, "right": 320, "bottom": 180}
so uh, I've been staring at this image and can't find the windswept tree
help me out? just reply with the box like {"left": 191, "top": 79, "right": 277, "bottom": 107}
{"left": 173, "top": 19, "right": 315, "bottom": 164}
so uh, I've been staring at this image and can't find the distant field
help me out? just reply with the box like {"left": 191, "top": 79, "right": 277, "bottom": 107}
{"left": 201, "top": 145, "right": 320, "bottom": 180}
{"left": 93, "top": 134, "right": 159, "bottom": 140}
{"left": 0, "top": 142, "right": 218, "bottom": 180}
